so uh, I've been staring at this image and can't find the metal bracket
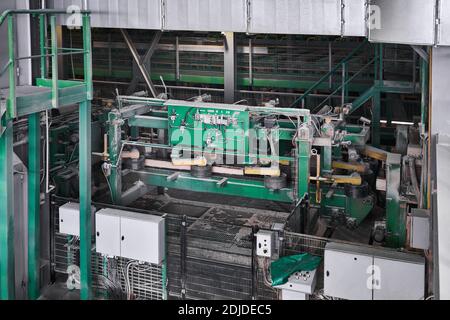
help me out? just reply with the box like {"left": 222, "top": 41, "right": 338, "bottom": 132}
{"left": 411, "top": 45, "right": 429, "bottom": 63}
{"left": 340, "top": 0, "right": 346, "bottom": 37}
{"left": 364, "top": 0, "right": 370, "bottom": 37}
{"left": 0, "top": 100, "right": 6, "bottom": 137}
{"left": 216, "top": 177, "right": 228, "bottom": 187}
{"left": 434, "top": 0, "right": 441, "bottom": 46}
{"left": 245, "top": 0, "right": 252, "bottom": 34}
{"left": 160, "top": 0, "right": 166, "bottom": 31}
{"left": 167, "top": 172, "right": 180, "bottom": 182}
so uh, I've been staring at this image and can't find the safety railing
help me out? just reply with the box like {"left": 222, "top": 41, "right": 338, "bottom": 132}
{"left": 0, "top": 9, "right": 92, "bottom": 122}
{"left": 289, "top": 39, "right": 375, "bottom": 109}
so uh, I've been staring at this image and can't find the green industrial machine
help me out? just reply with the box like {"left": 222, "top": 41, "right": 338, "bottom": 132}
{"left": 100, "top": 95, "right": 396, "bottom": 241}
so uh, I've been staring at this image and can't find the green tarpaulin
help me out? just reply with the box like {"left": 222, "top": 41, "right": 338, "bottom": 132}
{"left": 270, "top": 253, "right": 322, "bottom": 286}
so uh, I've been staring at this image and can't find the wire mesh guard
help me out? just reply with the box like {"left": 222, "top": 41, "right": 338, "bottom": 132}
{"left": 53, "top": 207, "right": 331, "bottom": 300}
{"left": 53, "top": 213, "right": 164, "bottom": 300}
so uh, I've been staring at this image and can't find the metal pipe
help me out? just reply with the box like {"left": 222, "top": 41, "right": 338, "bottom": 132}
{"left": 175, "top": 36, "right": 180, "bottom": 81}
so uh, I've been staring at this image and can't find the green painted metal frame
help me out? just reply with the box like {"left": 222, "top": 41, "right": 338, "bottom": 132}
{"left": 0, "top": 14, "right": 17, "bottom": 300}
{"left": 0, "top": 120, "right": 14, "bottom": 299}
{"left": 290, "top": 40, "right": 370, "bottom": 108}
{"left": 107, "top": 110, "right": 123, "bottom": 204}
{"left": 132, "top": 169, "right": 294, "bottom": 203}
{"left": 27, "top": 113, "right": 41, "bottom": 300}
{"left": 0, "top": 9, "right": 92, "bottom": 300}
{"left": 385, "top": 153, "right": 406, "bottom": 247}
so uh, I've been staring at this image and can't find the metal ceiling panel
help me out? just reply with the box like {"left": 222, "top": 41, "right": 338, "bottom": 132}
{"left": 438, "top": 0, "right": 450, "bottom": 45}
{"left": 50, "top": 0, "right": 162, "bottom": 29}
{"left": 164, "top": 0, "right": 247, "bottom": 32}
{"left": 343, "top": 0, "right": 367, "bottom": 37}
{"left": 249, "top": 0, "right": 342, "bottom": 35}
{"left": 369, "top": 0, "right": 437, "bottom": 45}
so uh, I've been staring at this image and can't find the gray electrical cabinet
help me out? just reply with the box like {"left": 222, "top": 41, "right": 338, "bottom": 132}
{"left": 324, "top": 244, "right": 373, "bottom": 300}
{"left": 324, "top": 242, "right": 425, "bottom": 300}
{"left": 409, "top": 209, "right": 430, "bottom": 250}
{"left": 96, "top": 208, "right": 165, "bottom": 264}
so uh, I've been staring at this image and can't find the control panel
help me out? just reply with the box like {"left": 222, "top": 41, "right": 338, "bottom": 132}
{"left": 274, "top": 269, "right": 318, "bottom": 300}
{"left": 256, "top": 230, "right": 274, "bottom": 258}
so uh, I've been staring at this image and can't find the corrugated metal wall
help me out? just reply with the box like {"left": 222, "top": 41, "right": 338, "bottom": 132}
{"left": 49, "top": 0, "right": 367, "bottom": 36}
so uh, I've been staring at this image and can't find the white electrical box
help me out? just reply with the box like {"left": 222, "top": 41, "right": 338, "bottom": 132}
{"left": 96, "top": 209, "right": 121, "bottom": 257}
{"left": 95, "top": 208, "right": 165, "bottom": 264}
{"left": 59, "top": 202, "right": 95, "bottom": 237}
{"left": 120, "top": 211, "right": 165, "bottom": 264}
{"left": 275, "top": 269, "right": 318, "bottom": 300}
{"left": 256, "top": 230, "right": 274, "bottom": 258}
{"left": 324, "top": 242, "right": 425, "bottom": 300}
{"left": 324, "top": 243, "right": 373, "bottom": 300}
{"left": 372, "top": 254, "right": 425, "bottom": 300}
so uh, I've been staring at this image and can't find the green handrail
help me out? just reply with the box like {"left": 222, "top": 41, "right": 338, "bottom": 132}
{"left": 290, "top": 39, "right": 370, "bottom": 108}
{"left": 312, "top": 57, "right": 376, "bottom": 113}
{"left": 0, "top": 9, "right": 92, "bottom": 117}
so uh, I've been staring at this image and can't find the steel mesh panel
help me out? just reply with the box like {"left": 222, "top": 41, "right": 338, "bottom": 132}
{"left": 282, "top": 232, "right": 329, "bottom": 257}
{"left": 92, "top": 255, "right": 164, "bottom": 300}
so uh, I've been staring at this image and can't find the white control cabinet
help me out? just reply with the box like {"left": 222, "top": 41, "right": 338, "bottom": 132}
{"left": 324, "top": 245, "right": 373, "bottom": 300}
{"left": 95, "top": 208, "right": 165, "bottom": 264}
{"left": 95, "top": 209, "right": 121, "bottom": 257}
{"left": 324, "top": 242, "right": 425, "bottom": 300}
{"left": 59, "top": 202, "right": 95, "bottom": 237}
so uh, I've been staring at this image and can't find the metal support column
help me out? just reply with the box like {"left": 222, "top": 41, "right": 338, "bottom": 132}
{"left": 0, "top": 121, "right": 15, "bottom": 300}
{"left": 27, "top": 113, "right": 41, "bottom": 300}
{"left": 224, "top": 32, "right": 237, "bottom": 104}
{"left": 0, "top": 14, "right": 17, "bottom": 300}
{"left": 296, "top": 126, "right": 311, "bottom": 199}
{"left": 385, "top": 153, "right": 406, "bottom": 248}
{"left": 79, "top": 13, "right": 93, "bottom": 300}
{"left": 372, "top": 88, "right": 381, "bottom": 147}
{"left": 79, "top": 100, "right": 92, "bottom": 300}
{"left": 50, "top": 15, "right": 58, "bottom": 109}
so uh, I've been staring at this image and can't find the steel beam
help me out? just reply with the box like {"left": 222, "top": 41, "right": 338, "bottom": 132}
{"left": 372, "top": 88, "right": 381, "bottom": 147}
{"left": 133, "top": 169, "right": 293, "bottom": 203}
{"left": 27, "top": 113, "right": 41, "bottom": 300}
{"left": 79, "top": 100, "right": 92, "bottom": 300}
{"left": 50, "top": 15, "right": 58, "bottom": 109}
{"left": 120, "top": 29, "right": 158, "bottom": 98}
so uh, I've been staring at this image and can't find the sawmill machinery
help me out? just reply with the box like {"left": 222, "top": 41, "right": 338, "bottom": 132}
{"left": 97, "top": 94, "right": 409, "bottom": 248}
